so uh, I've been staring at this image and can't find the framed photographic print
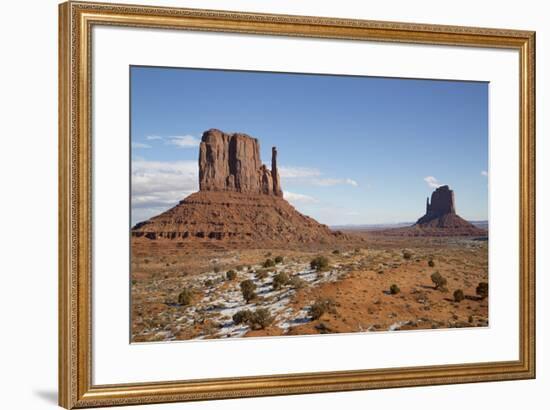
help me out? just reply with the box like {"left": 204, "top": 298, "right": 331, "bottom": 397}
{"left": 58, "top": 1, "right": 535, "bottom": 408}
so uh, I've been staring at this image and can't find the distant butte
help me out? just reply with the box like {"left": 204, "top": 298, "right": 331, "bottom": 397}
{"left": 132, "top": 129, "right": 347, "bottom": 246}
{"left": 417, "top": 185, "right": 456, "bottom": 224}
{"left": 375, "top": 185, "right": 487, "bottom": 237}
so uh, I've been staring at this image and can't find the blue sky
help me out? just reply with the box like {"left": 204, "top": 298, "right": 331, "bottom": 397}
{"left": 130, "top": 66, "right": 488, "bottom": 226}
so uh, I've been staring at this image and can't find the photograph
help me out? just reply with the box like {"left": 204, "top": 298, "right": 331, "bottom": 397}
{"left": 130, "top": 66, "right": 489, "bottom": 343}
{"left": 51, "top": 2, "right": 537, "bottom": 407}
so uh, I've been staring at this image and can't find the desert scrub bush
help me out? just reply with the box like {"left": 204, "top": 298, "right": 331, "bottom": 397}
{"left": 453, "top": 289, "right": 465, "bottom": 302}
{"left": 240, "top": 279, "right": 257, "bottom": 303}
{"left": 226, "top": 269, "right": 237, "bottom": 281}
{"left": 476, "top": 282, "right": 489, "bottom": 300}
{"left": 390, "top": 284, "right": 400, "bottom": 295}
{"left": 250, "top": 308, "right": 273, "bottom": 329}
{"left": 431, "top": 271, "right": 448, "bottom": 291}
{"left": 310, "top": 256, "right": 330, "bottom": 272}
{"left": 402, "top": 250, "right": 412, "bottom": 260}
{"left": 213, "top": 266, "right": 220, "bottom": 273}
{"left": 255, "top": 269, "right": 270, "bottom": 280}
{"left": 236, "top": 265, "right": 244, "bottom": 271}
{"left": 204, "top": 279, "right": 214, "bottom": 287}
{"left": 289, "top": 275, "right": 306, "bottom": 289}
{"left": 428, "top": 258, "right": 435, "bottom": 267}
{"left": 274, "top": 255, "right": 284, "bottom": 264}
{"left": 232, "top": 308, "right": 273, "bottom": 330}
{"left": 232, "top": 309, "right": 254, "bottom": 325}
{"left": 177, "top": 288, "right": 194, "bottom": 306}
{"left": 310, "top": 298, "right": 337, "bottom": 320}
{"left": 332, "top": 249, "right": 340, "bottom": 255}
{"left": 272, "top": 272, "right": 290, "bottom": 290}
{"left": 263, "top": 258, "right": 276, "bottom": 268}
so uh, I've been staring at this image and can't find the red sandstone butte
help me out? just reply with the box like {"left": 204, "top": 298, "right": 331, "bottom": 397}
{"left": 132, "top": 129, "right": 345, "bottom": 246}
{"left": 198, "top": 129, "right": 283, "bottom": 197}
{"left": 376, "top": 185, "right": 487, "bottom": 237}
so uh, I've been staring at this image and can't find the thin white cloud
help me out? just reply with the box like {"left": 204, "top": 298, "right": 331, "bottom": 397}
{"left": 313, "top": 178, "right": 358, "bottom": 187}
{"left": 145, "top": 135, "right": 163, "bottom": 141}
{"left": 131, "top": 159, "right": 198, "bottom": 224}
{"left": 279, "top": 166, "right": 322, "bottom": 178}
{"left": 424, "top": 176, "right": 442, "bottom": 189}
{"left": 280, "top": 166, "right": 358, "bottom": 187}
{"left": 481, "top": 170, "right": 488, "bottom": 177}
{"left": 131, "top": 142, "right": 151, "bottom": 149}
{"left": 283, "top": 191, "right": 318, "bottom": 204}
{"left": 166, "top": 135, "right": 201, "bottom": 148}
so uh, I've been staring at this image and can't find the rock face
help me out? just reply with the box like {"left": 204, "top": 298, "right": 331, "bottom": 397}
{"left": 416, "top": 185, "right": 456, "bottom": 225}
{"left": 373, "top": 185, "right": 486, "bottom": 237}
{"left": 131, "top": 191, "right": 345, "bottom": 245}
{"left": 133, "top": 129, "right": 344, "bottom": 247}
{"left": 198, "top": 129, "right": 283, "bottom": 197}
{"left": 410, "top": 185, "right": 486, "bottom": 236}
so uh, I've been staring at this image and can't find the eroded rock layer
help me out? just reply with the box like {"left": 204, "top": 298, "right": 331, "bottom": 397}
{"left": 198, "top": 129, "right": 283, "bottom": 197}
{"left": 132, "top": 191, "right": 345, "bottom": 245}
{"left": 132, "top": 129, "right": 345, "bottom": 246}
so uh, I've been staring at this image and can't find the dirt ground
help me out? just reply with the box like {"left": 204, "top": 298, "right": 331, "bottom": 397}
{"left": 130, "top": 233, "right": 488, "bottom": 342}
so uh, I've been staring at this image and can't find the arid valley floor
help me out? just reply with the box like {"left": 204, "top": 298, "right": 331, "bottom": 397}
{"left": 131, "top": 233, "right": 488, "bottom": 343}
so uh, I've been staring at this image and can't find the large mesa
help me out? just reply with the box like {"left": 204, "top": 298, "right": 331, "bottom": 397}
{"left": 132, "top": 129, "right": 345, "bottom": 246}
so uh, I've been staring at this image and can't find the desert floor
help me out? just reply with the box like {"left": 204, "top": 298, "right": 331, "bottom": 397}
{"left": 130, "top": 234, "right": 488, "bottom": 342}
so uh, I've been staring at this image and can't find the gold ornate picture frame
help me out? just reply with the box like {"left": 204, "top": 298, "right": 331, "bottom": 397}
{"left": 58, "top": 1, "right": 535, "bottom": 408}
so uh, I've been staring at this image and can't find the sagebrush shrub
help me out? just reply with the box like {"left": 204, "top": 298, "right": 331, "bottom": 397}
{"left": 310, "top": 256, "right": 330, "bottom": 272}
{"left": 232, "top": 308, "right": 273, "bottom": 330}
{"left": 263, "top": 258, "right": 276, "bottom": 268}
{"left": 226, "top": 270, "right": 237, "bottom": 281}
{"left": 272, "top": 272, "right": 290, "bottom": 290}
{"left": 403, "top": 250, "right": 412, "bottom": 259}
{"left": 240, "top": 279, "right": 257, "bottom": 302}
{"left": 177, "top": 288, "right": 193, "bottom": 306}
{"left": 255, "top": 269, "right": 269, "bottom": 280}
{"left": 431, "top": 271, "right": 448, "bottom": 290}
{"left": 274, "top": 255, "right": 284, "bottom": 264}
{"left": 428, "top": 259, "right": 435, "bottom": 267}
{"left": 250, "top": 308, "right": 273, "bottom": 329}
{"left": 232, "top": 309, "right": 254, "bottom": 325}
{"left": 390, "top": 284, "right": 400, "bottom": 294}
{"left": 310, "top": 298, "right": 336, "bottom": 320}
{"left": 453, "top": 289, "right": 465, "bottom": 302}
{"left": 476, "top": 282, "right": 489, "bottom": 300}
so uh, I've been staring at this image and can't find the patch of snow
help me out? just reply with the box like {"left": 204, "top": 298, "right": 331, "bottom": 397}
{"left": 142, "top": 260, "right": 347, "bottom": 341}
{"left": 388, "top": 321, "right": 411, "bottom": 331}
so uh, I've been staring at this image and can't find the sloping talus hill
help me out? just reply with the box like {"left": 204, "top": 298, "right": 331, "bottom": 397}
{"left": 132, "top": 191, "right": 346, "bottom": 245}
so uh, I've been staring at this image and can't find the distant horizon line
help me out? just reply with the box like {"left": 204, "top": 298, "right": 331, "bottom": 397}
{"left": 330, "top": 220, "right": 489, "bottom": 228}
